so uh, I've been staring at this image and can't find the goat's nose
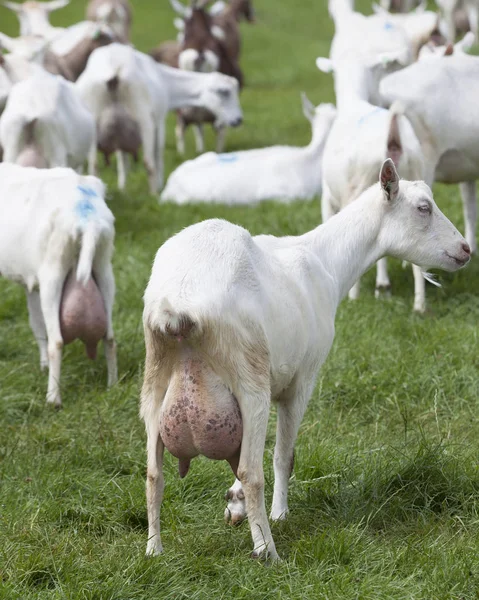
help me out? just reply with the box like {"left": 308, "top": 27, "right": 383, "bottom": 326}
{"left": 233, "top": 117, "right": 243, "bottom": 127}
{"left": 462, "top": 242, "right": 471, "bottom": 255}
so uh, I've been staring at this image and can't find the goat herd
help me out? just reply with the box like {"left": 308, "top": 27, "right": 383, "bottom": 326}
{"left": 0, "top": 0, "right": 477, "bottom": 562}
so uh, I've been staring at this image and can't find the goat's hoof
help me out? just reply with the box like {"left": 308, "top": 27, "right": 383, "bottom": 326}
{"left": 146, "top": 542, "right": 163, "bottom": 557}
{"left": 251, "top": 546, "right": 280, "bottom": 564}
{"left": 224, "top": 486, "right": 247, "bottom": 526}
{"left": 270, "top": 508, "right": 289, "bottom": 522}
{"left": 375, "top": 284, "right": 391, "bottom": 299}
{"left": 46, "top": 398, "right": 62, "bottom": 410}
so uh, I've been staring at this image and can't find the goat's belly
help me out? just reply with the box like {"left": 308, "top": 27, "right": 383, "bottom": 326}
{"left": 60, "top": 271, "right": 107, "bottom": 359}
{"left": 159, "top": 357, "right": 242, "bottom": 467}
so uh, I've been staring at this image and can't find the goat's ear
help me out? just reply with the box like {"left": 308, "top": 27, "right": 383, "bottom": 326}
{"left": 316, "top": 57, "right": 334, "bottom": 74}
{"left": 444, "top": 43, "right": 454, "bottom": 56}
{"left": 301, "top": 92, "right": 315, "bottom": 123}
{"left": 0, "top": 32, "right": 14, "bottom": 52}
{"left": 414, "top": 0, "right": 426, "bottom": 13}
{"left": 3, "top": 1, "right": 23, "bottom": 13}
{"left": 211, "top": 25, "right": 226, "bottom": 41}
{"left": 380, "top": 159, "right": 400, "bottom": 202}
{"left": 173, "top": 17, "right": 185, "bottom": 30}
{"left": 44, "top": 0, "right": 70, "bottom": 12}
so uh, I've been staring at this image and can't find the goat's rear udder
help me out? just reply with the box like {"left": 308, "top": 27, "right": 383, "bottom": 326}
{"left": 159, "top": 355, "right": 243, "bottom": 474}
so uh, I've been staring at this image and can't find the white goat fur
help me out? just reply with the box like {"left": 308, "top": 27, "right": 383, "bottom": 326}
{"left": 76, "top": 43, "right": 242, "bottom": 193}
{"left": 141, "top": 160, "right": 470, "bottom": 561}
{"left": 381, "top": 52, "right": 479, "bottom": 261}
{"left": 0, "top": 163, "right": 117, "bottom": 406}
{"left": 0, "top": 53, "right": 43, "bottom": 113}
{"left": 317, "top": 53, "right": 428, "bottom": 311}
{"left": 0, "top": 72, "right": 96, "bottom": 170}
{"left": 160, "top": 97, "right": 336, "bottom": 205}
{"left": 3, "top": 0, "right": 69, "bottom": 38}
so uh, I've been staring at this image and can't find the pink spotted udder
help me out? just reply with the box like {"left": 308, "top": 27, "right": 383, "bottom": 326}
{"left": 159, "top": 355, "right": 243, "bottom": 477}
{"left": 60, "top": 271, "right": 107, "bottom": 359}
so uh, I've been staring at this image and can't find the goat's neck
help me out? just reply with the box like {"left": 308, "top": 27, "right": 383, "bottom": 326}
{"left": 306, "top": 122, "right": 332, "bottom": 155}
{"left": 334, "top": 64, "right": 370, "bottom": 112}
{"left": 303, "top": 187, "right": 384, "bottom": 301}
{"left": 159, "top": 64, "right": 205, "bottom": 110}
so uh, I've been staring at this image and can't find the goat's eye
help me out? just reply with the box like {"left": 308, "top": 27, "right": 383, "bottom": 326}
{"left": 217, "top": 89, "right": 231, "bottom": 98}
{"left": 417, "top": 204, "right": 431, "bottom": 214}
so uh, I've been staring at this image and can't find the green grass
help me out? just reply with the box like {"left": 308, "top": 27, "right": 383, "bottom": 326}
{"left": 1, "top": 1, "right": 479, "bottom": 598}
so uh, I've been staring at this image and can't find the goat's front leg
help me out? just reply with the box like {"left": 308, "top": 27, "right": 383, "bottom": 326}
{"left": 412, "top": 264, "right": 426, "bottom": 313}
{"left": 459, "top": 181, "right": 477, "bottom": 255}
{"left": 138, "top": 116, "right": 159, "bottom": 194}
{"left": 26, "top": 289, "right": 48, "bottom": 370}
{"left": 215, "top": 127, "right": 227, "bottom": 153}
{"left": 270, "top": 379, "right": 316, "bottom": 521}
{"left": 175, "top": 113, "right": 186, "bottom": 156}
{"left": 116, "top": 151, "right": 129, "bottom": 190}
{"left": 235, "top": 380, "right": 278, "bottom": 561}
{"left": 193, "top": 124, "right": 205, "bottom": 154}
{"left": 375, "top": 258, "right": 391, "bottom": 298}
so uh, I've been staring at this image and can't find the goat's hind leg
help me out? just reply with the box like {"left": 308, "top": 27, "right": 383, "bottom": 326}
{"left": 93, "top": 251, "right": 117, "bottom": 387}
{"left": 270, "top": 378, "right": 316, "bottom": 521}
{"left": 26, "top": 289, "right": 49, "bottom": 370}
{"left": 141, "top": 327, "right": 170, "bottom": 556}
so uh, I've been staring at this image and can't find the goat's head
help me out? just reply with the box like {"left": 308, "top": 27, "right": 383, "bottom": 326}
{"left": 377, "top": 160, "right": 470, "bottom": 272}
{"left": 2, "top": 0, "right": 70, "bottom": 36}
{"left": 197, "top": 71, "right": 243, "bottom": 128}
{"left": 0, "top": 32, "right": 48, "bottom": 62}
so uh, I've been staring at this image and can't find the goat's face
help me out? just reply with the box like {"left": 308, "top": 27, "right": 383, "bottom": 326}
{"left": 179, "top": 48, "right": 219, "bottom": 72}
{"left": 378, "top": 160, "right": 470, "bottom": 272}
{"left": 198, "top": 72, "right": 242, "bottom": 128}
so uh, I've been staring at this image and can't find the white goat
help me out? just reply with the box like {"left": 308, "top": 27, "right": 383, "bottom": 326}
{"left": 86, "top": 0, "right": 132, "bottom": 42}
{"left": 0, "top": 72, "right": 96, "bottom": 170}
{"left": 417, "top": 29, "right": 474, "bottom": 59}
{"left": 141, "top": 160, "right": 470, "bottom": 561}
{"left": 2, "top": 0, "right": 69, "bottom": 38}
{"left": 76, "top": 43, "right": 242, "bottom": 193}
{"left": 160, "top": 96, "right": 336, "bottom": 205}
{"left": 381, "top": 51, "right": 479, "bottom": 260}
{"left": 0, "top": 51, "right": 42, "bottom": 113}
{"left": 317, "top": 55, "right": 428, "bottom": 311}
{"left": 0, "top": 163, "right": 117, "bottom": 407}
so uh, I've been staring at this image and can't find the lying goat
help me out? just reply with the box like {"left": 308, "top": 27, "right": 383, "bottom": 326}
{"left": 142, "top": 160, "right": 470, "bottom": 561}
{"left": 77, "top": 43, "right": 242, "bottom": 192}
{"left": 0, "top": 164, "right": 117, "bottom": 407}
{"left": 0, "top": 72, "right": 96, "bottom": 171}
{"left": 161, "top": 95, "right": 336, "bottom": 204}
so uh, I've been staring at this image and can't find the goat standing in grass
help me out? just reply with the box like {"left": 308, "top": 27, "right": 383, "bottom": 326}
{"left": 141, "top": 160, "right": 470, "bottom": 561}
{"left": 0, "top": 164, "right": 117, "bottom": 407}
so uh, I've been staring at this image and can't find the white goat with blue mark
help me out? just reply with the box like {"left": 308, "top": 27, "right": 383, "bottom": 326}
{"left": 0, "top": 164, "right": 117, "bottom": 407}
{"left": 160, "top": 95, "right": 336, "bottom": 205}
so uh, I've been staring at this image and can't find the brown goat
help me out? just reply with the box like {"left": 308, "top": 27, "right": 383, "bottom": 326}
{"left": 212, "top": 0, "right": 254, "bottom": 63}
{"left": 151, "top": 1, "right": 249, "bottom": 154}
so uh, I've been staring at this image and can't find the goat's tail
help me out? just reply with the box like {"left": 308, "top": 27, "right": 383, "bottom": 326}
{"left": 76, "top": 224, "right": 101, "bottom": 286}
{"left": 146, "top": 297, "right": 199, "bottom": 342}
{"left": 387, "top": 101, "right": 405, "bottom": 168}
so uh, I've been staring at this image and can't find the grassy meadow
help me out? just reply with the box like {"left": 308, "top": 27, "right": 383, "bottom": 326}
{"left": 1, "top": 1, "right": 479, "bottom": 598}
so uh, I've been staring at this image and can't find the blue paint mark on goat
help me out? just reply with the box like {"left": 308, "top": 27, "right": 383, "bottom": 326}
{"left": 218, "top": 153, "right": 239, "bottom": 163}
{"left": 357, "top": 106, "right": 387, "bottom": 127}
{"left": 384, "top": 22, "right": 394, "bottom": 31}
{"left": 76, "top": 185, "right": 97, "bottom": 220}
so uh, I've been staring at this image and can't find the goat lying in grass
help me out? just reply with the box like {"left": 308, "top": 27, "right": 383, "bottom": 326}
{"left": 160, "top": 95, "right": 336, "bottom": 205}
{"left": 0, "top": 164, "right": 117, "bottom": 407}
{"left": 141, "top": 160, "right": 470, "bottom": 561}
